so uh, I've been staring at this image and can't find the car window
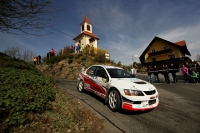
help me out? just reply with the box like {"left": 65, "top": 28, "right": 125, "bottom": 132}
{"left": 86, "top": 66, "right": 96, "bottom": 76}
{"left": 107, "top": 68, "right": 132, "bottom": 78}
{"left": 95, "top": 67, "right": 108, "bottom": 78}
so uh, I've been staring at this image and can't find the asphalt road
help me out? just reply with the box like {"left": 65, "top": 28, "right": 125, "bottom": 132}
{"left": 56, "top": 74, "right": 200, "bottom": 133}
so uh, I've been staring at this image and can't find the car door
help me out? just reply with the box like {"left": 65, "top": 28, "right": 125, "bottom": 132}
{"left": 84, "top": 66, "right": 97, "bottom": 91}
{"left": 94, "top": 67, "right": 109, "bottom": 95}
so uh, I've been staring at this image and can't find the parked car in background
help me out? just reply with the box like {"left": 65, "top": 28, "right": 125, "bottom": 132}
{"left": 77, "top": 65, "right": 159, "bottom": 112}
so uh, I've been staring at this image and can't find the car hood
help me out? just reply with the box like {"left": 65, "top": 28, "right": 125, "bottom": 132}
{"left": 109, "top": 78, "right": 156, "bottom": 91}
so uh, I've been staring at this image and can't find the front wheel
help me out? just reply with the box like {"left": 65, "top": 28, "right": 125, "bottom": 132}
{"left": 77, "top": 80, "right": 84, "bottom": 92}
{"left": 108, "top": 89, "right": 122, "bottom": 112}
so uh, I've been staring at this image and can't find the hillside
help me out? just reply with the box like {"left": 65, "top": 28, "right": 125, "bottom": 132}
{"left": 0, "top": 52, "right": 104, "bottom": 133}
{"left": 36, "top": 53, "right": 115, "bottom": 80}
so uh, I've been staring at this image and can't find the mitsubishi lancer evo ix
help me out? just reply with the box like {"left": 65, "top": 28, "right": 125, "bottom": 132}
{"left": 77, "top": 65, "right": 159, "bottom": 112}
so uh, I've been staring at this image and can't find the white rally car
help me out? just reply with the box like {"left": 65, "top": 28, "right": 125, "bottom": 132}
{"left": 77, "top": 65, "right": 159, "bottom": 112}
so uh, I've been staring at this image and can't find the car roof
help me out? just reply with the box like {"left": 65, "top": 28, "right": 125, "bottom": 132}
{"left": 91, "top": 65, "right": 123, "bottom": 69}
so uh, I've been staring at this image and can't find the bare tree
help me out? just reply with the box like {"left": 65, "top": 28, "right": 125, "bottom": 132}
{"left": 3, "top": 46, "right": 36, "bottom": 62}
{"left": 0, "top": 0, "right": 58, "bottom": 35}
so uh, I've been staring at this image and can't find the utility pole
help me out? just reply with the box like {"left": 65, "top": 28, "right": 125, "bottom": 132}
{"left": 132, "top": 55, "right": 134, "bottom": 65}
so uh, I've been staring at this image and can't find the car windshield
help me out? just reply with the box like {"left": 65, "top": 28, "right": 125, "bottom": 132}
{"left": 107, "top": 68, "right": 133, "bottom": 78}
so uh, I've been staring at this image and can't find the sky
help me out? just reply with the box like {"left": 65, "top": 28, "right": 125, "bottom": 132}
{"left": 1, "top": 0, "right": 200, "bottom": 65}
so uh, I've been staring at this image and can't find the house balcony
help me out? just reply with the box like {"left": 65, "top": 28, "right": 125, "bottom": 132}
{"left": 142, "top": 57, "right": 192, "bottom": 68}
{"left": 148, "top": 49, "right": 172, "bottom": 57}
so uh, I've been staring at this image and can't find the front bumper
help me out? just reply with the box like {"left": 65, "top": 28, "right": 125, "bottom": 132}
{"left": 122, "top": 95, "right": 159, "bottom": 111}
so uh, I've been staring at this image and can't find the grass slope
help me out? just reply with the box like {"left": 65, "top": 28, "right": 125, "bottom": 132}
{"left": 0, "top": 52, "right": 104, "bottom": 133}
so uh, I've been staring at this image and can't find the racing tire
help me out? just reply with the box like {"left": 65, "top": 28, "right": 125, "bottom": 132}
{"left": 108, "top": 89, "right": 122, "bottom": 112}
{"left": 77, "top": 80, "right": 84, "bottom": 92}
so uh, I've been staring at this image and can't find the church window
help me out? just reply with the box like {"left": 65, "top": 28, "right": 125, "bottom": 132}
{"left": 82, "top": 25, "right": 84, "bottom": 31}
{"left": 87, "top": 25, "right": 90, "bottom": 31}
{"left": 89, "top": 38, "right": 95, "bottom": 43}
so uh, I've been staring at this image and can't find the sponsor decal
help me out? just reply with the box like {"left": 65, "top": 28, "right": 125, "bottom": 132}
{"left": 102, "top": 78, "right": 107, "bottom": 83}
{"left": 85, "top": 83, "right": 90, "bottom": 88}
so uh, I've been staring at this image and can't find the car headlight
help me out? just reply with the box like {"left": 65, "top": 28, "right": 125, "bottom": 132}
{"left": 124, "top": 89, "right": 144, "bottom": 96}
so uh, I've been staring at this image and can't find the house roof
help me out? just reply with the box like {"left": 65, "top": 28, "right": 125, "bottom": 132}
{"left": 73, "top": 31, "right": 99, "bottom": 40}
{"left": 175, "top": 40, "right": 186, "bottom": 46}
{"left": 80, "top": 16, "right": 91, "bottom": 25}
{"left": 139, "top": 36, "right": 191, "bottom": 60}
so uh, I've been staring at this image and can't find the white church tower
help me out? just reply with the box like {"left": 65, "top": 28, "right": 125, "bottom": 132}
{"left": 73, "top": 16, "right": 99, "bottom": 51}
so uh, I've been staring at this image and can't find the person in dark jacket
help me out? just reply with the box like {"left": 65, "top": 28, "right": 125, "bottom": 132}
{"left": 153, "top": 65, "right": 160, "bottom": 83}
{"left": 169, "top": 63, "right": 178, "bottom": 83}
{"left": 164, "top": 64, "right": 170, "bottom": 84}
{"left": 146, "top": 65, "right": 153, "bottom": 83}
{"left": 162, "top": 64, "right": 167, "bottom": 83}
{"left": 38, "top": 55, "right": 41, "bottom": 64}
{"left": 185, "top": 62, "right": 191, "bottom": 75}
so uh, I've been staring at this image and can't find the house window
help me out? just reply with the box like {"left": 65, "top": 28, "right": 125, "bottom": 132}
{"left": 82, "top": 25, "right": 84, "bottom": 31}
{"left": 152, "top": 58, "right": 156, "bottom": 62}
{"left": 152, "top": 49, "right": 155, "bottom": 53}
{"left": 168, "top": 54, "right": 175, "bottom": 59}
{"left": 164, "top": 46, "right": 168, "bottom": 50}
{"left": 87, "top": 25, "right": 90, "bottom": 31}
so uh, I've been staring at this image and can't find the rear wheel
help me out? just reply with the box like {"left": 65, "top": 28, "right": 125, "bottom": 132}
{"left": 108, "top": 89, "right": 122, "bottom": 112}
{"left": 77, "top": 80, "right": 84, "bottom": 92}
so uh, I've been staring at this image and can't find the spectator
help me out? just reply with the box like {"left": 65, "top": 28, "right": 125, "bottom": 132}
{"left": 47, "top": 52, "right": 51, "bottom": 59}
{"left": 76, "top": 44, "right": 81, "bottom": 53}
{"left": 146, "top": 65, "right": 153, "bottom": 83}
{"left": 169, "top": 63, "right": 178, "bottom": 83}
{"left": 81, "top": 44, "right": 85, "bottom": 53}
{"left": 38, "top": 55, "right": 41, "bottom": 64}
{"left": 162, "top": 64, "right": 167, "bottom": 83}
{"left": 70, "top": 45, "right": 73, "bottom": 53}
{"left": 181, "top": 64, "right": 189, "bottom": 83}
{"left": 185, "top": 62, "right": 191, "bottom": 75}
{"left": 36, "top": 56, "right": 38, "bottom": 64}
{"left": 123, "top": 66, "right": 127, "bottom": 71}
{"left": 190, "top": 70, "right": 198, "bottom": 83}
{"left": 33, "top": 57, "right": 36, "bottom": 65}
{"left": 196, "top": 62, "right": 200, "bottom": 83}
{"left": 153, "top": 65, "right": 160, "bottom": 83}
{"left": 130, "top": 65, "right": 137, "bottom": 78}
{"left": 51, "top": 48, "right": 55, "bottom": 56}
{"left": 164, "top": 64, "right": 170, "bottom": 84}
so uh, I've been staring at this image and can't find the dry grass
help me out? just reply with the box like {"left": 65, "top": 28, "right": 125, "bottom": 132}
{"left": 10, "top": 87, "right": 104, "bottom": 133}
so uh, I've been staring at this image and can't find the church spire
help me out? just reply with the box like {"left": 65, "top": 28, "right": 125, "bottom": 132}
{"left": 83, "top": 15, "right": 91, "bottom": 24}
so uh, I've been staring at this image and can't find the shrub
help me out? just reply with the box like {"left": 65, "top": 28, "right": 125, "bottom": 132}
{"left": 46, "top": 55, "right": 68, "bottom": 64}
{"left": 69, "top": 54, "right": 74, "bottom": 59}
{"left": 58, "top": 46, "right": 71, "bottom": 56}
{"left": 0, "top": 52, "right": 56, "bottom": 132}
